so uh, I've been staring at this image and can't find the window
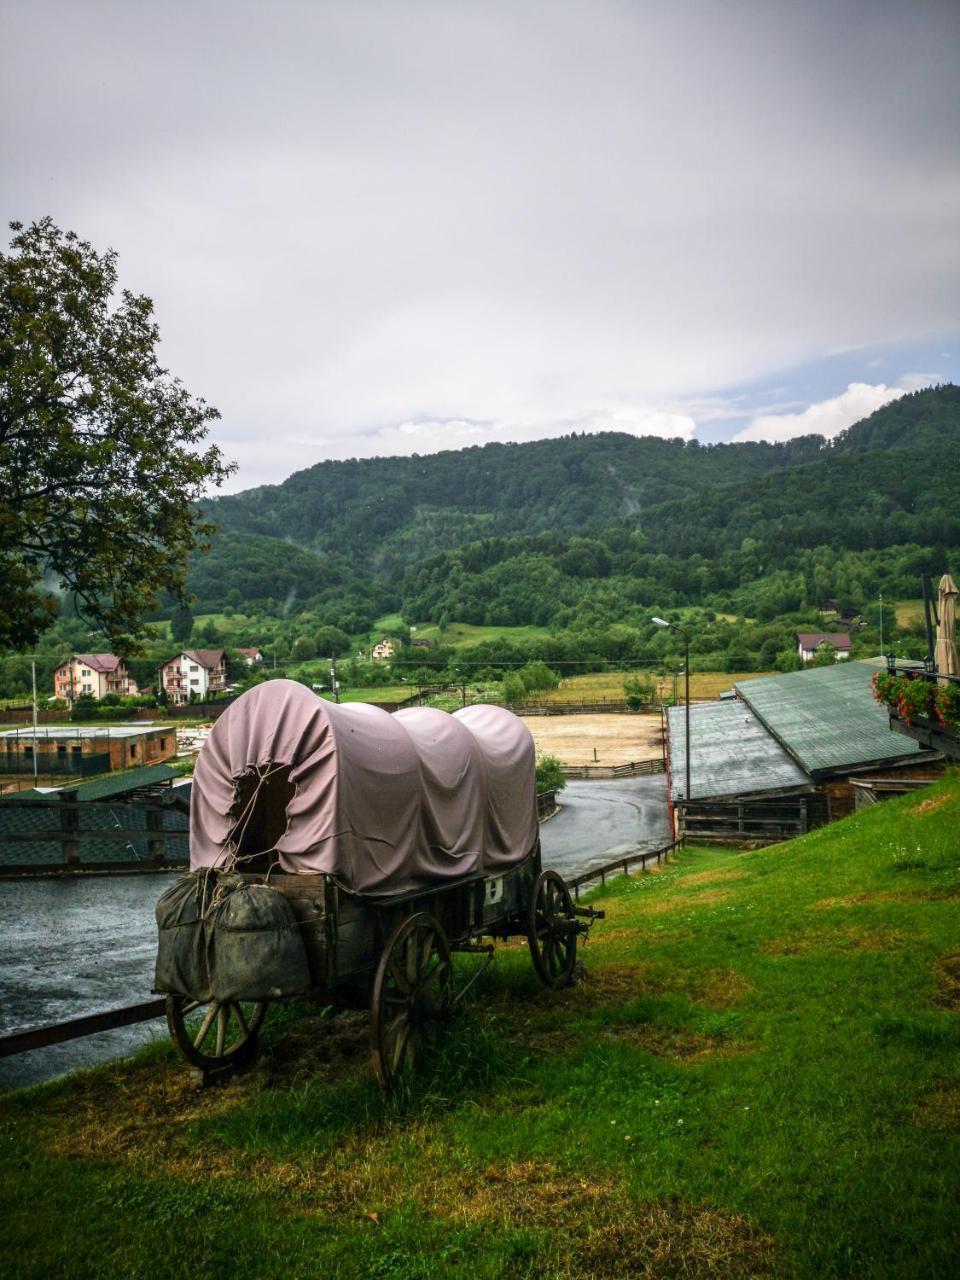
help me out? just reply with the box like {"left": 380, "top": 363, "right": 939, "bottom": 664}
{"left": 159, "top": 737, "right": 167, "bottom": 751}
{"left": 81, "top": 668, "right": 90, "bottom": 676}
{"left": 129, "top": 744, "right": 138, "bottom": 759}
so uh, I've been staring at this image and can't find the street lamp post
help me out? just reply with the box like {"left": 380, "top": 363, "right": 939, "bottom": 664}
{"left": 652, "top": 617, "right": 690, "bottom": 807}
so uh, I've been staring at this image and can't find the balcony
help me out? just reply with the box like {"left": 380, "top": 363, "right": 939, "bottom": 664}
{"left": 874, "top": 660, "right": 960, "bottom": 759}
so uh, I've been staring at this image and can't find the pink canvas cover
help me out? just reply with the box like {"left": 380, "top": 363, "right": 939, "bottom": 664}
{"left": 189, "top": 680, "right": 538, "bottom": 896}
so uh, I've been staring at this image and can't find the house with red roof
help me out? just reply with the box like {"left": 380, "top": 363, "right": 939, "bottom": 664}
{"left": 796, "top": 632, "right": 852, "bottom": 664}
{"left": 53, "top": 654, "right": 140, "bottom": 704}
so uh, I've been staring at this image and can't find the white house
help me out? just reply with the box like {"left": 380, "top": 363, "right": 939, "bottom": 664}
{"left": 796, "top": 632, "right": 851, "bottom": 663}
{"left": 160, "top": 650, "right": 228, "bottom": 705}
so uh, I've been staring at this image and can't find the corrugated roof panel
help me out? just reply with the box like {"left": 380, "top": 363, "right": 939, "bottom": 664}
{"left": 735, "top": 662, "right": 922, "bottom": 775}
{"left": 666, "top": 701, "right": 811, "bottom": 802}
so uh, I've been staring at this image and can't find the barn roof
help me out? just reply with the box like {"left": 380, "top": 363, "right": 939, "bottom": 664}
{"left": 735, "top": 662, "right": 923, "bottom": 777}
{"left": 666, "top": 701, "right": 811, "bottom": 803}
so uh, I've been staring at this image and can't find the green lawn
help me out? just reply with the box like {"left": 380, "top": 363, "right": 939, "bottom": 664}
{"left": 3, "top": 773, "right": 960, "bottom": 1277}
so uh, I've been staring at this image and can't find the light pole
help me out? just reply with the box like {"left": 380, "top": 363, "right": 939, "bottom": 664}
{"left": 652, "top": 617, "right": 690, "bottom": 805}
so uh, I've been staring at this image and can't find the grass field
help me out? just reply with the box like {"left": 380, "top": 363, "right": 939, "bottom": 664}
{"left": 537, "top": 670, "right": 772, "bottom": 703}
{"left": 4, "top": 772, "right": 960, "bottom": 1277}
{"left": 893, "top": 599, "right": 924, "bottom": 627}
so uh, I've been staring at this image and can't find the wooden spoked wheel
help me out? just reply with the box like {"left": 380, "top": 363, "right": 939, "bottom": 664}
{"left": 370, "top": 911, "right": 452, "bottom": 1089}
{"left": 528, "top": 870, "right": 578, "bottom": 989}
{"left": 166, "top": 995, "right": 267, "bottom": 1070}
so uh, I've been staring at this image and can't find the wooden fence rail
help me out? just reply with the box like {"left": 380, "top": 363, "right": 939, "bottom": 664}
{"left": 568, "top": 838, "right": 682, "bottom": 897}
{"left": 0, "top": 999, "right": 167, "bottom": 1058}
{"left": 562, "top": 759, "right": 666, "bottom": 779}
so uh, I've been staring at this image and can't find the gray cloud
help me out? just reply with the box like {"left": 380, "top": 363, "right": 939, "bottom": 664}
{"left": 2, "top": 0, "right": 958, "bottom": 486}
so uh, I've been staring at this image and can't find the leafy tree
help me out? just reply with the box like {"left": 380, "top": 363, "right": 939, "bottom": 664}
{"left": 315, "top": 625, "right": 351, "bottom": 657}
{"left": 0, "top": 217, "right": 231, "bottom": 652}
{"left": 292, "top": 634, "right": 317, "bottom": 661}
{"left": 170, "top": 603, "right": 193, "bottom": 645}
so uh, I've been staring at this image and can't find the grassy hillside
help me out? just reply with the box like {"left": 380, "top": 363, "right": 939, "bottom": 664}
{"left": 3, "top": 773, "right": 960, "bottom": 1277}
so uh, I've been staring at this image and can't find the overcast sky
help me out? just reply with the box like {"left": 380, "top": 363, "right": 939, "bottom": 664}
{"left": 2, "top": 0, "right": 958, "bottom": 490}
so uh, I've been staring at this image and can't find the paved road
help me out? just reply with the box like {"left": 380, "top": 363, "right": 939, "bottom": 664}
{"left": 0, "top": 778, "right": 670, "bottom": 1091}
{"left": 540, "top": 775, "right": 671, "bottom": 880}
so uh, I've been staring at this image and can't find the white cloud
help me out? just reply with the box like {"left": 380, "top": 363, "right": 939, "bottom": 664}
{"left": 733, "top": 382, "right": 909, "bottom": 443}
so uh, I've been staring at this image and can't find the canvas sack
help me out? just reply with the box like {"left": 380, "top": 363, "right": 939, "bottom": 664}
{"left": 205, "top": 879, "right": 310, "bottom": 1001}
{"left": 154, "top": 870, "right": 214, "bottom": 1000}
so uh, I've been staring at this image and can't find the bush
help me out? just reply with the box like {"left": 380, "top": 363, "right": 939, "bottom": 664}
{"left": 519, "top": 661, "right": 559, "bottom": 694}
{"left": 623, "top": 673, "right": 657, "bottom": 708}
{"left": 501, "top": 673, "right": 525, "bottom": 704}
{"left": 535, "top": 754, "right": 565, "bottom": 794}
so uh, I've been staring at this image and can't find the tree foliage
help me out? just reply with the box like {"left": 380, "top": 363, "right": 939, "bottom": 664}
{"left": 0, "top": 217, "right": 231, "bottom": 651}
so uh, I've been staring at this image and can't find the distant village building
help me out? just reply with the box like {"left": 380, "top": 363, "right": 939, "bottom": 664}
{"left": 0, "top": 724, "right": 176, "bottom": 780}
{"left": 796, "top": 632, "right": 851, "bottom": 663}
{"left": 54, "top": 654, "right": 139, "bottom": 704}
{"left": 160, "top": 650, "right": 228, "bottom": 705}
{"left": 372, "top": 638, "right": 396, "bottom": 661}
{"left": 238, "top": 648, "right": 263, "bottom": 665}
{"left": 410, "top": 637, "right": 434, "bottom": 649}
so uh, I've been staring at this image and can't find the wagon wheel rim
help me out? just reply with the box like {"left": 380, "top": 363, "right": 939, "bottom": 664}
{"left": 166, "top": 994, "right": 267, "bottom": 1070}
{"left": 371, "top": 911, "right": 451, "bottom": 1089}
{"left": 528, "top": 870, "right": 578, "bottom": 989}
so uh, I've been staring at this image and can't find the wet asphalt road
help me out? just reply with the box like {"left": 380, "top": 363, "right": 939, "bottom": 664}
{"left": 0, "top": 777, "right": 669, "bottom": 1091}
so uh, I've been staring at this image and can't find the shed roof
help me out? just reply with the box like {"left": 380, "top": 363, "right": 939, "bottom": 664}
{"left": 735, "top": 662, "right": 923, "bottom": 776}
{"left": 666, "top": 701, "right": 811, "bottom": 803}
{"left": 70, "top": 763, "right": 180, "bottom": 800}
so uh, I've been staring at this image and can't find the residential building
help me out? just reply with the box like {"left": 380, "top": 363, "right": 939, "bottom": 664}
{"left": 238, "top": 648, "right": 263, "bottom": 665}
{"left": 796, "top": 632, "right": 851, "bottom": 663}
{"left": 53, "top": 654, "right": 139, "bottom": 704}
{"left": 159, "top": 650, "right": 228, "bottom": 705}
{"left": 372, "top": 638, "right": 396, "bottom": 661}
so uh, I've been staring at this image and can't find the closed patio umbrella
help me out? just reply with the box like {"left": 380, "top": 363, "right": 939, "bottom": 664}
{"left": 935, "top": 573, "right": 959, "bottom": 682}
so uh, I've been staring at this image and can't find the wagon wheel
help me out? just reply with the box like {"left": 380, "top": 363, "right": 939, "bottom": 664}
{"left": 528, "top": 870, "right": 578, "bottom": 989}
{"left": 370, "top": 911, "right": 452, "bottom": 1089}
{"left": 166, "top": 995, "right": 267, "bottom": 1071}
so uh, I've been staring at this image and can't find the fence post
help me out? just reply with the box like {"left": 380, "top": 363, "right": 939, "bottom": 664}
{"left": 146, "top": 806, "right": 165, "bottom": 867}
{"left": 58, "top": 794, "right": 80, "bottom": 867}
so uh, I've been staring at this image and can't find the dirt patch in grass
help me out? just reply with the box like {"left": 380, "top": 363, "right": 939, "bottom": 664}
{"left": 808, "top": 891, "right": 910, "bottom": 910}
{"left": 431, "top": 1160, "right": 778, "bottom": 1278}
{"left": 764, "top": 925, "right": 905, "bottom": 956}
{"left": 933, "top": 954, "right": 960, "bottom": 1010}
{"left": 912, "top": 794, "right": 952, "bottom": 817}
{"left": 914, "top": 1081, "right": 960, "bottom": 1132}
{"left": 637, "top": 888, "right": 734, "bottom": 915}
{"left": 681, "top": 868, "right": 748, "bottom": 887}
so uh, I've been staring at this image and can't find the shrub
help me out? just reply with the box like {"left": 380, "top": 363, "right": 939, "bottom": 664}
{"left": 535, "top": 754, "right": 565, "bottom": 794}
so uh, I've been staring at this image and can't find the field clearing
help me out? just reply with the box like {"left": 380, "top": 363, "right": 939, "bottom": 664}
{"left": 319, "top": 685, "right": 410, "bottom": 705}
{"left": 893, "top": 599, "right": 924, "bottom": 627}
{"left": 538, "top": 670, "right": 771, "bottom": 703}
{"left": 522, "top": 712, "right": 663, "bottom": 765}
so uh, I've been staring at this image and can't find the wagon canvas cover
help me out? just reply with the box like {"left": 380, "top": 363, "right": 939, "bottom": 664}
{"left": 189, "top": 680, "right": 538, "bottom": 895}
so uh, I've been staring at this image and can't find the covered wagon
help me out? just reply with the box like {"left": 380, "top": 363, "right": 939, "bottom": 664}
{"left": 155, "top": 680, "right": 599, "bottom": 1084}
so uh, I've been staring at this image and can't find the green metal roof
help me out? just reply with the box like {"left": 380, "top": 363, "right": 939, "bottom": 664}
{"left": 735, "top": 662, "right": 923, "bottom": 777}
{"left": 667, "top": 701, "right": 811, "bottom": 802}
{"left": 70, "top": 763, "right": 179, "bottom": 801}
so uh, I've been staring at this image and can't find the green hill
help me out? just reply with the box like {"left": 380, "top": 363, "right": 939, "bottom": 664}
{"left": 181, "top": 386, "right": 959, "bottom": 629}
{"left": 3, "top": 771, "right": 960, "bottom": 1277}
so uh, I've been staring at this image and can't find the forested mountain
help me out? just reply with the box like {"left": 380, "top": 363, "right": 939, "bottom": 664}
{"left": 185, "top": 385, "right": 960, "bottom": 626}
